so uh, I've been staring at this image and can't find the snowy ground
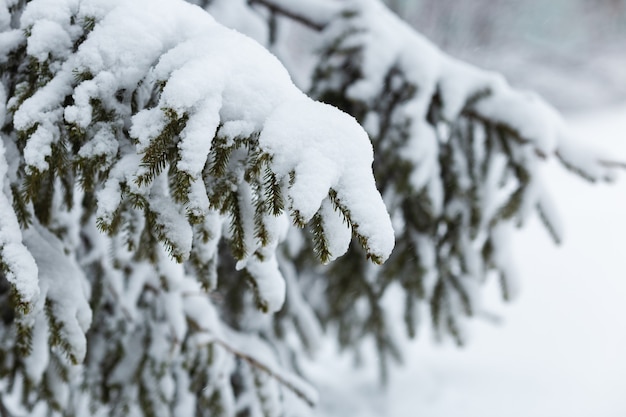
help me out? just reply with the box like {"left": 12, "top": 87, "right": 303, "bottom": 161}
{"left": 310, "top": 104, "right": 626, "bottom": 417}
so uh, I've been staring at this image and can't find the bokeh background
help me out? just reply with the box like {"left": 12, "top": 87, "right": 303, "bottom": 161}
{"left": 309, "top": 3, "right": 626, "bottom": 416}
{"left": 383, "top": 0, "right": 626, "bottom": 111}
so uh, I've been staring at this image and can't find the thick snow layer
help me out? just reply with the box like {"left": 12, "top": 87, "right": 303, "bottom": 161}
{"left": 260, "top": 99, "right": 394, "bottom": 261}
{"left": 307, "top": 104, "right": 626, "bottom": 417}
{"left": 23, "top": 223, "right": 92, "bottom": 364}
{"left": 0, "top": 29, "right": 23, "bottom": 63}
{"left": 27, "top": 19, "right": 72, "bottom": 61}
{"left": 13, "top": 0, "right": 394, "bottom": 291}
{"left": 0, "top": 124, "right": 40, "bottom": 305}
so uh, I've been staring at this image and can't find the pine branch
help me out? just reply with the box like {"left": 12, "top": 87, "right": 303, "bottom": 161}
{"left": 263, "top": 165, "right": 284, "bottom": 216}
{"left": 310, "top": 212, "right": 331, "bottom": 264}
{"left": 328, "top": 189, "right": 384, "bottom": 264}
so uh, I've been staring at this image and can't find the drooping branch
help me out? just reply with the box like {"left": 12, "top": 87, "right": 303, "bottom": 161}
{"left": 186, "top": 318, "right": 319, "bottom": 408}
{"left": 213, "top": 337, "right": 318, "bottom": 408}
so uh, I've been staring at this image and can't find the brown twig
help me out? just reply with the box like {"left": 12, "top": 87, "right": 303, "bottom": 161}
{"left": 185, "top": 315, "right": 317, "bottom": 407}
{"left": 248, "top": 0, "right": 327, "bottom": 31}
{"left": 212, "top": 337, "right": 317, "bottom": 407}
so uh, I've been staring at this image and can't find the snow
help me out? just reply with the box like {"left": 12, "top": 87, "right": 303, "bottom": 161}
{"left": 0, "top": 2, "right": 9, "bottom": 30}
{"left": 23, "top": 223, "right": 92, "bottom": 364}
{"left": 31, "top": 0, "right": 397, "bottom": 297}
{"left": 23, "top": 312, "right": 49, "bottom": 383}
{"left": 0, "top": 29, "right": 23, "bottom": 63}
{"left": 318, "top": 197, "right": 352, "bottom": 262}
{"left": 310, "top": 104, "right": 626, "bottom": 417}
{"left": 316, "top": 0, "right": 618, "bottom": 230}
{"left": 0, "top": 126, "right": 40, "bottom": 305}
{"left": 206, "top": 0, "right": 268, "bottom": 42}
{"left": 241, "top": 254, "right": 286, "bottom": 313}
{"left": 26, "top": 19, "right": 72, "bottom": 61}
{"left": 77, "top": 125, "right": 119, "bottom": 163}
{"left": 260, "top": 99, "right": 395, "bottom": 262}
{"left": 6, "top": 0, "right": 620, "bottom": 414}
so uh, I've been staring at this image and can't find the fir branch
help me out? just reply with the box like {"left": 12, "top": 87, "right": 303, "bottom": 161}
{"left": 135, "top": 109, "right": 188, "bottom": 188}
{"left": 328, "top": 189, "right": 384, "bottom": 264}
{"left": 226, "top": 192, "right": 246, "bottom": 260}
{"left": 72, "top": 69, "right": 94, "bottom": 84}
{"left": 45, "top": 300, "right": 80, "bottom": 365}
{"left": 536, "top": 200, "right": 562, "bottom": 245}
{"left": 207, "top": 136, "right": 233, "bottom": 179}
{"left": 10, "top": 185, "right": 31, "bottom": 229}
{"left": 446, "top": 274, "right": 473, "bottom": 317}
{"left": 263, "top": 164, "right": 284, "bottom": 216}
{"left": 246, "top": 272, "right": 269, "bottom": 313}
{"left": 188, "top": 250, "right": 217, "bottom": 292}
{"left": 499, "top": 271, "right": 513, "bottom": 302}
{"left": 169, "top": 166, "right": 193, "bottom": 205}
{"left": 310, "top": 212, "right": 331, "bottom": 265}
{"left": 253, "top": 199, "right": 270, "bottom": 247}
{"left": 493, "top": 186, "right": 525, "bottom": 224}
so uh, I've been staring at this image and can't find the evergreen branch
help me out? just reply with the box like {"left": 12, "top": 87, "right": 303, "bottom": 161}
{"left": 246, "top": 272, "right": 269, "bottom": 313}
{"left": 169, "top": 167, "right": 193, "bottom": 205}
{"left": 207, "top": 138, "right": 232, "bottom": 179}
{"left": 263, "top": 165, "right": 284, "bottom": 216}
{"left": 328, "top": 189, "right": 384, "bottom": 264}
{"left": 310, "top": 212, "right": 331, "bottom": 264}
{"left": 253, "top": 199, "right": 270, "bottom": 247}
{"left": 15, "top": 318, "right": 33, "bottom": 357}
{"left": 492, "top": 186, "right": 525, "bottom": 224}
{"left": 464, "top": 110, "right": 548, "bottom": 159}
{"left": 499, "top": 271, "right": 513, "bottom": 302}
{"left": 536, "top": 200, "right": 562, "bottom": 245}
{"left": 188, "top": 249, "right": 217, "bottom": 291}
{"left": 226, "top": 192, "right": 246, "bottom": 260}
{"left": 10, "top": 184, "right": 31, "bottom": 228}
{"left": 45, "top": 300, "right": 80, "bottom": 365}
{"left": 446, "top": 274, "right": 473, "bottom": 317}
{"left": 136, "top": 109, "right": 188, "bottom": 188}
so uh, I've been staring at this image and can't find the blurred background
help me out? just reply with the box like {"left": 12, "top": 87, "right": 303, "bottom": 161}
{"left": 309, "top": 3, "right": 626, "bottom": 417}
{"left": 383, "top": 0, "right": 626, "bottom": 111}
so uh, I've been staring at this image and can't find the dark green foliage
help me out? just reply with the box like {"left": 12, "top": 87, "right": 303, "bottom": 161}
{"left": 310, "top": 212, "right": 332, "bottom": 265}
{"left": 9, "top": 56, "right": 54, "bottom": 113}
{"left": 46, "top": 300, "right": 80, "bottom": 365}
{"left": 136, "top": 109, "right": 189, "bottom": 189}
